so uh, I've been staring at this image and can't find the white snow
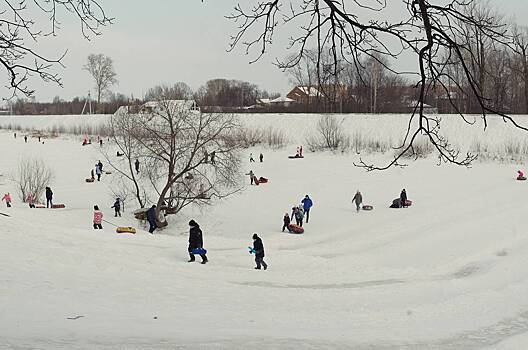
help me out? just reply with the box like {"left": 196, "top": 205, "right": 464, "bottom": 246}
{"left": 1, "top": 114, "right": 528, "bottom": 349}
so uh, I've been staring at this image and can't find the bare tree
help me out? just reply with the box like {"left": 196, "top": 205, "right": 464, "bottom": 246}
{"left": 109, "top": 96, "right": 243, "bottom": 227}
{"left": 226, "top": 0, "right": 521, "bottom": 170}
{"left": 512, "top": 25, "right": 528, "bottom": 114}
{"left": 0, "top": 0, "right": 111, "bottom": 98}
{"left": 13, "top": 157, "right": 54, "bottom": 203}
{"left": 84, "top": 53, "right": 118, "bottom": 106}
{"left": 144, "top": 83, "right": 193, "bottom": 101}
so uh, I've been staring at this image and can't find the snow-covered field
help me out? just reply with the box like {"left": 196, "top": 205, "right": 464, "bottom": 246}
{"left": 2, "top": 114, "right": 528, "bottom": 349}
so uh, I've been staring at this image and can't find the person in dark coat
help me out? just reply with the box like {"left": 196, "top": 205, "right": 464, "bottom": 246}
{"left": 97, "top": 160, "right": 103, "bottom": 172}
{"left": 188, "top": 219, "right": 208, "bottom": 263}
{"left": 45, "top": 186, "right": 53, "bottom": 208}
{"left": 259, "top": 153, "right": 264, "bottom": 162}
{"left": 111, "top": 198, "right": 121, "bottom": 217}
{"left": 400, "top": 189, "right": 408, "bottom": 208}
{"left": 210, "top": 151, "right": 216, "bottom": 165}
{"left": 147, "top": 205, "right": 157, "bottom": 233}
{"left": 282, "top": 213, "right": 291, "bottom": 232}
{"left": 24, "top": 136, "right": 27, "bottom": 143}
{"left": 135, "top": 159, "right": 140, "bottom": 174}
{"left": 252, "top": 233, "right": 267, "bottom": 270}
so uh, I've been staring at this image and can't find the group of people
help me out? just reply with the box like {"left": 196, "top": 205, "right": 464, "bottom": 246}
{"left": 249, "top": 153, "right": 264, "bottom": 163}
{"left": 1, "top": 186, "right": 54, "bottom": 209}
{"left": 282, "top": 195, "right": 313, "bottom": 231}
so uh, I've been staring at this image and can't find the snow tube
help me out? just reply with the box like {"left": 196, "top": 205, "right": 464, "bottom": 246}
{"left": 362, "top": 205, "right": 373, "bottom": 211}
{"left": 191, "top": 248, "right": 207, "bottom": 255}
{"left": 288, "top": 224, "right": 304, "bottom": 234}
{"left": 258, "top": 177, "right": 268, "bottom": 183}
{"left": 105, "top": 171, "right": 112, "bottom": 175}
{"left": 85, "top": 178, "right": 94, "bottom": 183}
{"left": 52, "top": 204, "right": 65, "bottom": 209}
{"left": 517, "top": 176, "right": 526, "bottom": 181}
{"left": 116, "top": 227, "right": 136, "bottom": 234}
{"left": 288, "top": 155, "right": 304, "bottom": 159}
{"left": 405, "top": 200, "right": 413, "bottom": 206}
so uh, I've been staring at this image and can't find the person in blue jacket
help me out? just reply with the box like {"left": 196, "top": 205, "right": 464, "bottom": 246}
{"left": 147, "top": 205, "right": 157, "bottom": 234}
{"left": 301, "top": 195, "right": 313, "bottom": 223}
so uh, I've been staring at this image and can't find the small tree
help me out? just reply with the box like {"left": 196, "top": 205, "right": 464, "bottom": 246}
{"left": 306, "top": 115, "right": 348, "bottom": 151}
{"left": 14, "top": 157, "right": 54, "bottom": 202}
{"left": 84, "top": 53, "right": 118, "bottom": 107}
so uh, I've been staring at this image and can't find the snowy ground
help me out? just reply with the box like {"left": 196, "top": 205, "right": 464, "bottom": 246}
{"left": 2, "top": 116, "right": 528, "bottom": 349}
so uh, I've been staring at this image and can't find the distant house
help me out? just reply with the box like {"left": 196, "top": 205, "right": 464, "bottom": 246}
{"left": 269, "top": 96, "right": 296, "bottom": 108}
{"left": 287, "top": 86, "right": 322, "bottom": 104}
{"left": 114, "top": 100, "right": 200, "bottom": 115}
{"left": 406, "top": 100, "right": 438, "bottom": 114}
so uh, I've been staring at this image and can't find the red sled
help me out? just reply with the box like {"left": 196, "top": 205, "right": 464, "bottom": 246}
{"left": 258, "top": 177, "right": 268, "bottom": 183}
{"left": 405, "top": 200, "right": 412, "bottom": 206}
{"left": 288, "top": 224, "right": 304, "bottom": 234}
{"left": 52, "top": 204, "right": 65, "bottom": 209}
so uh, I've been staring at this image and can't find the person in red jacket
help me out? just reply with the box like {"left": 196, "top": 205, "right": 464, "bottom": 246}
{"left": 93, "top": 205, "right": 103, "bottom": 229}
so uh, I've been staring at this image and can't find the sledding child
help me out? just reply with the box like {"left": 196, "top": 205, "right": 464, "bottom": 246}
{"left": 352, "top": 190, "right": 363, "bottom": 212}
{"left": 517, "top": 170, "right": 526, "bottom": 180}
{"left": 282, "top": 213, "right": 291, "bottom": 232}
{"left": 2, "top": 193, "right": 12, "bottom": 207}
{"left": 251, "top": 233, "right": 267, "bottom": 270}
{"left": 249, "top": 153, "right": 255, "bottom": 162}
{"left": 26, "top": 193, "right": 36, "bottom": 208}
{"left": 93, "top": 205, "right": 103, "bottom": 229}
{"left": 111, "top": 198, "right": 121, "bottom": 217}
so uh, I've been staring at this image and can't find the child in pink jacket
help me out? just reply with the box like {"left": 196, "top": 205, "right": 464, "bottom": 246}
{"left": 93, "top": 205, "right": 103, "bottom": 229}
{"left": 2, "top": 193, "right": 12, "bottom": 207}
{"left": 26, "top": 193, "right": 35, "bottom": 208}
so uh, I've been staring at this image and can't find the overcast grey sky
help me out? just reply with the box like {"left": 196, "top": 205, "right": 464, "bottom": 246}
{"left": 7, "top": 0, "right": 528, "bottom": 102}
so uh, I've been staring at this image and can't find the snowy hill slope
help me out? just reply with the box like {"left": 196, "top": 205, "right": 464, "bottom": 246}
{"left": 1, "top": 123, "right": 528, "bottom": 349}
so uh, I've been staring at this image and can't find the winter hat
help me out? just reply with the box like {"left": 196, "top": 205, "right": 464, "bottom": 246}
{"left": 252, "top": 233, "right": 258, "bottom": 240}
{"left": 189, "top": 219, "right": 197, "bottom": 227}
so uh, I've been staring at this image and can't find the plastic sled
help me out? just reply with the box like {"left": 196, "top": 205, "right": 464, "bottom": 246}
{"left": 362, "top": 205, "right": 373, "bottom": 211}
{"left": 404, "top": 200, "right": 412, "bottom": 206}
{"left": 52, "top": 204, "right": 66, "bottom": 209}
{"left": 517, "top": 176, "right": 526, "bottom": 181}
{"left": 85, "top": 178, "right": 94, "bottom": 183}
{"left": 288, "top": 224, "right": 304, "bottom": 234}
{"left": 288, "top": 155, "right": 304, "bottom": 159}
{"left": 105, "top": 171, "right": 112, "bottom": 175}
{"left": 116, "top": 227, "right": 136, "bottom": 234}
{"left": 191, "top": 248, "right": 207, "bottom": 255}
{"left": 35, "top": 204, "right": 46, "bottom": 208}
{"left": 258, "top": 177, "right": 268, "bottom": 183}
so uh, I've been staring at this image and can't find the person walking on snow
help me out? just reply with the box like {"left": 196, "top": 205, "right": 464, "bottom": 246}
{"left": 135, "top": 159, "right": 140, "bottom": 174}
{"left": 188, "top": 220, "right": 208, "bottom": 264}
{"left": 259, "top": 153, "right": 264, "bottom": 163}
{"left": 111, "top": 198, "right": 121, "bottom": 217}
{"left": 249, "top": 153, "right": 255, "bottom": 162}
{"left": 93, "top": 205, "right": 103, "bottom": 229}
{"left": 26, "top": 193, "right": 36, "bottom": 208}
{"left": 301, "top": 195, "right": 313, "bottom": 223}
{"left": 147, "top": 205, "right": 157, "bottom": 234}
{"left": 45, "top": 186, "right": 53, "bottom": 208}
{"left": 282, "top": 213, "right": 291, "bottom": 232}
{"left": 251, "top": 234, "right": 267, "bottom": 270}
{"left": 352, "top": 190, "right": 363, "bottom": 212}
{"left": 24, "top": 136, "right": 27, "bottom": 143}
{"left": 400, "top": 189, "right": 408, "bottom": 208}
{"left": 247, "top": 170, "right": 255, "bottom": 185}
{"left": 95, "top": 163, "right": 102, "bottom": 181}
{"left": 97, "top": 160, "right": 103, "bottom": 172}
{"left": 299, "top": 146, "right": 303, "bottom": 157}
{"left": 2, "top": 193, "right": 12, "bottom": 207}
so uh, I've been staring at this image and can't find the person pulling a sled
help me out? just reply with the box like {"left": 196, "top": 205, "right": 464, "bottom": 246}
{"left": 188, "top": 220, "right": 208, "bottom": 264}
{"left": 45, "top": 186, "right": 53, "bottom": 208}
{"left": 251, "top": 234, "right": 267, "bottom": 270}
{"left": 93, "top": 205, "right": 103, "bottom": 229}
{"left": 2, "top": 193, "right": 12, "bottom": 207}
{"left": 352, "top": 190, "right": 363, "bottom": 212}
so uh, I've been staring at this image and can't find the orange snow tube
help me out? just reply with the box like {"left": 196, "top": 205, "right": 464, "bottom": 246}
{"left": 288, "top": 224, "right": 304, "bottom": 234}
{"left": 116, "top": 227, "right": 136, "bottom": 234}
{"left": 52, "top": 204, "right": 65, "bottom": 209}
